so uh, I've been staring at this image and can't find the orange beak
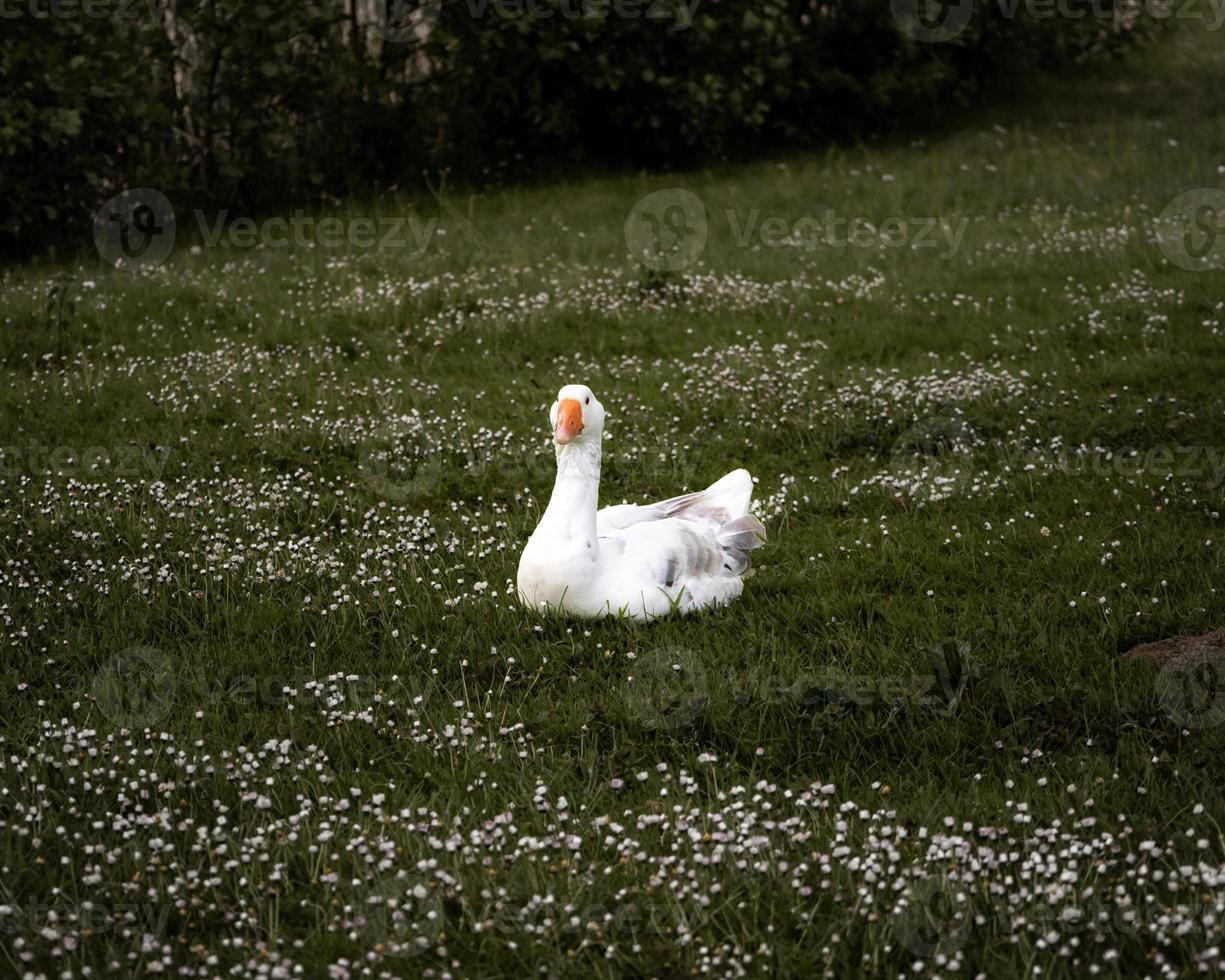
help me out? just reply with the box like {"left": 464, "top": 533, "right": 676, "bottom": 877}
{"left": 554, "top": 398, "right": 584, "bottom": 444}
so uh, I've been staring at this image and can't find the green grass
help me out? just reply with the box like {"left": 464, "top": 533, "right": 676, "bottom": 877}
{"left": 1, "top": 25, "right": 1224, "bottom": 980}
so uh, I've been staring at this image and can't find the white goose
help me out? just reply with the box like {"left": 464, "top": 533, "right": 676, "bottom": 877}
{"left": 517, "top": 384, "right": 765, "bottom": 620}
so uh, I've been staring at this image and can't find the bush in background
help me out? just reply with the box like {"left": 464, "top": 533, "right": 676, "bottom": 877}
{"left": 0, "top": 0, "right": 1158, "bottom": 258}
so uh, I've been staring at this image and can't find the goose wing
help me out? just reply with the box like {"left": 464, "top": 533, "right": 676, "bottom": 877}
{"left": 613, "top": 510, "right": 766, "bottom": 592}
{"left": 596, "top": 468, "right": 757, "bottom": 535}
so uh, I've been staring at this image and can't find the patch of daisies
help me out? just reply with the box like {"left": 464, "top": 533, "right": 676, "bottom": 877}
{"left": 1, "top": 693, "right": 1221, "bottom": 979}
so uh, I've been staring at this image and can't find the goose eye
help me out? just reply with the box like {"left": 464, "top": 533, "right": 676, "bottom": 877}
{"left": 584, "top": 397, "right": 590, "bottom": 405}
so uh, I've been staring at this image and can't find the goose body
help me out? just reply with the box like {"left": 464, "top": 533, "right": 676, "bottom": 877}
{"left": 517, "top": 384, "right": 764, "bottom": 620}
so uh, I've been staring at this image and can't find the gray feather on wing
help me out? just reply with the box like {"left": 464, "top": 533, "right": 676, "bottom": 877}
{"left": 718, "top": 515, "right": 766, "bottom": 551}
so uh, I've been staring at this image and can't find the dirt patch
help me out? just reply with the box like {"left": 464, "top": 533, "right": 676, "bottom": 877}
{"left": 1122, "top": 629, "right": 1225, "bottom": 670}
{"left": 1124, "top": 629, "right": 1225, "bottom": 730}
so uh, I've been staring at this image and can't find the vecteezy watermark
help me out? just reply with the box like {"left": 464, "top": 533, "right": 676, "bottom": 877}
{"left": 0, "top": 896, "right": 172, "bottom": 939}
{"left": 94, "top": 190, "right": 437, "bottom": 271}
{"left": 621, "top": 640, "right": 999, "bottom": 731}
{"left": 358, "top": 426, "right": 539, "bottom": 503}
{"left": 893, "top": 874, "right": 1223, "bottom": 958}
{"left": 0, "top": 443, "right": 172, "bottom": 482}
{"left": 344, "top": 880, "right": 674, "bottom": 961}
{"left": 84, "top": 666, "right": 431, "bottom": 719}
{"left": 890, "top": 0, "right": 975, "bottom": 42}
{"left": 1156, "top": 651, "right": 1225, "bottom": 729}
{"left": 887, "top": 435, "right": 1225, "bottom": 491}
{"left": 892, "top": 872, "right": 973, "bottom": 958}
{"left": 372, "top": 0, "right": 700, "bottom": 41}
{"left": 368, "top": 0, "right": 441, "bottom": 44}
{"left": 358, "top": 425, "right": 419, "bottom": 503}
{"left": 3, "top": 0, "right": 699, "bottom": 29}
{"left": 888, "top": 415, "right": 981, "bottom": 504}
{"left": 92, "top": 646, "right": 176, "bottom": 728}
{"left": 192, "top": 210, "right": 436, "bottom": 256}
{"left": 454, "top": 895, "right": 674, "bottom": 949}
{"left": 0, "top": 0, "right": 172, "bottom": 23}
{"left": 728, "top": 209, "right": 970, "bottom": 259}
{"left": 624, "top": 188, "right": 708, "bottom": 273}
{"left": 893, "top": 416, "right": 980, "bottom": 458}
{"left": 999, "top": 443, "right": 1225, "bottom": 485}
{"left": 892, "top": 0, "right": 1225, "bottom": 43}
{"left": 624, "top": 190, "right": 969, "bottom": 272}
{"left": 1155, "top": 188, "right": 1225, "bottom": 272}
{"left": 753, "top": 640, "right": 997, "bottom": 715}
{"left": 459, "top": 0, "right": 698, "bottom": 27}
{"left": 622, "top": 644, "right": 709, "bottom": 731}
{"left": 183, "top": 667, "right": 391, "bottom": 709}
{"left": 93, "top": 188, "right": 176, "bottom": 272}
{"left": 354, "top": 874, "right": 445, "bottom": 958}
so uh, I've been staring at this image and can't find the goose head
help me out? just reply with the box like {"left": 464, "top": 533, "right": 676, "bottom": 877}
{"left": 550, "top": 384, "right": 605, "bottom": 447}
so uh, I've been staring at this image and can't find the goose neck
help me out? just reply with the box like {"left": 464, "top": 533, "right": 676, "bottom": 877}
{"left": 541, "top": 440, "right": 600, "bottom": 542}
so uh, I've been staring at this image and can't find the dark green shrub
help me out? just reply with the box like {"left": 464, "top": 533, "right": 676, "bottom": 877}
{"left": 0, "top": 0, "right": 1158, "bottom": 258}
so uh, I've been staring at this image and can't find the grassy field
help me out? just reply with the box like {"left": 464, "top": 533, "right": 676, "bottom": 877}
{"left": 2, "top": 25, "right": 1224, "bottom": 980}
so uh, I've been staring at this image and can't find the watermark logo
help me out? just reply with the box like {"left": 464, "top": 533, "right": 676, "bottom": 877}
{"left": 94, "top": 193, "right": 436, "bottom": 271}
{"left": 624, "top": 192, "right": 969, "bottom": 269}
{"left": 1155, "top": 188, "right": 1225, "bottom": 272}
{"left": 0, "top": 896, "right": 172, "bottom": 939}
{"left": 359, "top": 426, "right": 423, "bottom": 503}
{"left": 890, "top": 415, "right": 979, "bottom": 502}
{"left": 369, "top": 0, "right": 441, "bottom": 43}
{"left": 891, "top": 0, "right": 974, "bottom": 42}
{"left": 892, "top": 872, "right": 972, "bottom": 958}
{"left": 918, "top": 638, "right": 982, "bottom": 712}
{"left": 359, "top": 434, "right": 463, "bottom": 503}
{"left": 998, "top": 443, "right": 1225, "bottom": 486}
{"left": 0, "top": 443, "right": 172, "bottom": 482}
{"left": 625, "top": 188, "right": 707, "bottom": 272}
{"left": 358, "top": 428, "right": 536, "bottom": 503}
{"left": 892, "top": 414, "right": 978, "bottom": 454}
{"left": 726, "top": 208, "right": 969, "bottom": 258}
{"left": 93, "top": 188, "right": 176, "bottom": 271}
{"left": 194, "top": 210, "right": 436, "bottom": 255}
{"left": 0, "top": 0, "right": 173, "bottom": 24}
{"left": 1156, "top": 651, "right": 1225, "bottom": 729}
{"left": 356, "top": 875, "right": 445, "bottom": 958}
{"left": 92, "top": 645, "right": 176, "bottom": 728}
{"left": 622, "top": 644, "right": 709, "bottom": 731}
{"left": 459, "top": 0, "right": 699, "bottom": 27}
{"left": 892, "top": 0, "right": 1225, "bottom": 42}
